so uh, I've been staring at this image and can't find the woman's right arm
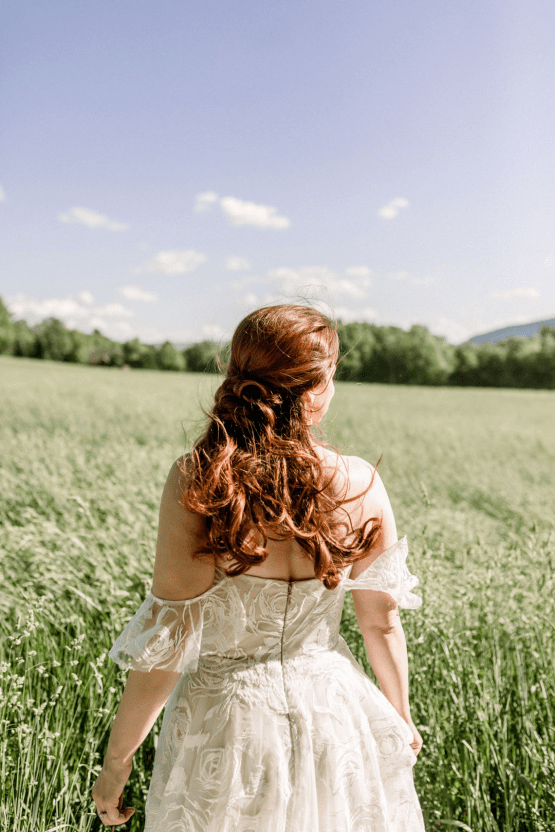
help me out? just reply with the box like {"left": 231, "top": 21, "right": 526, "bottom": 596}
{"left": 344, "top": 456, "right": 423, "bottom": 757}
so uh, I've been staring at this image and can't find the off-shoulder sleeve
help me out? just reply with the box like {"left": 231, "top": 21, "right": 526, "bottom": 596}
{"left": 342, "top": 537, "right": 422, "bottom": 610}
{"left": 109, "top": 592, "right": 204, "bottom": 673}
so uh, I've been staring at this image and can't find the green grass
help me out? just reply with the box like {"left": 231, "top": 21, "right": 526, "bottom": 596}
{"left": 1, "top": 356, "right": 554, "bottom": 831}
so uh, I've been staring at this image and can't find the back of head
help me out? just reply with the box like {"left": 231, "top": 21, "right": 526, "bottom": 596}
{"left": 184, "top": 304, "right": 379, "bottom": 588}
{"left": 216, "top": 304, "right": 338, "bottom": 442}
{"left": 228, "top": 303, "right": 338, "bottom": 398}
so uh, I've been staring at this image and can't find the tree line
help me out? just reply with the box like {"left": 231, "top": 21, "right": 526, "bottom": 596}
{"left": 1, "top": 296, "right": 554, "bottom": 388}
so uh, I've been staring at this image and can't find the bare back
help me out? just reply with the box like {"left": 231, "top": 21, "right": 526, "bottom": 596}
{"left": 218, "top": 446, "right": 397, "bottom": 582}
{"left": 151, "top": 449, "right": 398, "bottom": 601}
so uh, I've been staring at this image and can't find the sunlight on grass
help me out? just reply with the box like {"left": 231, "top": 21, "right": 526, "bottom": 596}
{"left": 1, "top": 357, "right": 554, "bottom": 831}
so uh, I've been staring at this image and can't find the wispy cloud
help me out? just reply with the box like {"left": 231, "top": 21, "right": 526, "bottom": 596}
{"left": 118, "top": 285, "right": 158, "bottom": 302}
{"left": 345, "top": 266, "right": 372, "bottom": 278}
{"left": 225, "top": 256, "right": 251, "bottom": 271}
{"left": 194, "top": 191, "right": 291, "bottom": 230}
{"left": 143, "top": 249, "right": 207, "bottom": 275}
{"left": 334, "top": 306, "right": 377, "bottom": 323}
{"left": 77, "top": 291, "right": 94, "bottom": 305}
{"left": 378, "top": 197, "right": 409, "bottom": 220}
{"left": 240, "top": 292, "right": 260, "bottom": 308}
{"left": 201, "top": 323, "right": 227, "bottom": 341}
{"left": 431, "top": 317, "right": 473, "bottom": 344}
{"left": 0, "top": 184, "right": 5, "bottom": 202}
{"left": 6, "top": 293, "right": 134, "bottom": 338}
{"left": 58, "top": 206, "right": 129, "bottom": 231}
{"left": 194, "top": 191, "right": 219, "bottom": 213}
{"left": 387, "top": 269, "right": 433, "bottom": 287}
{"left": 492, "top": 287, "right": 540, "bottom": 299}
{"left": 268, "top": 265, "right": 372, "bottom": 300}
{"left": 220, "top": 196, "right": 290, "bottom": 229}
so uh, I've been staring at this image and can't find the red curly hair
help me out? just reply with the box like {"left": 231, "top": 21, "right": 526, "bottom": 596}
{"left": 183, "top": 304, "right": 381, "bottom": 589}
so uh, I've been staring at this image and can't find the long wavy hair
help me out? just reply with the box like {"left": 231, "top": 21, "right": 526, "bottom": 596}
{"left": 183, "top": 304, "right": 381, "bottom": 589}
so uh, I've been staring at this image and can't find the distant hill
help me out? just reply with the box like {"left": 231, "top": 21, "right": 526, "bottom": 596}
{"left": 468, "top": 317, "right": 555, "bottom": 345}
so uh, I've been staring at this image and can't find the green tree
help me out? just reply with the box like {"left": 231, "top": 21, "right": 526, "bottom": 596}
{"left": 12, "top": 320, "right": 36, "bottom": 357}
{"left": 336, "top": 322, "right": 377, "bottom": 381}
{"left": 183, "top": 340, "right": 220, "bottom": 373}
{"left": 122, "top": 339, "right": 146, "bottom": 368}
{"left": 537, "top": 326, "right": 555, "bottom": 388}
{"left": 524, "top": 327, "right": 555, "bottom": 389}
{"left": 403, "top": 325, "right": 455, "bottom": 385}
{"left": 0, "top": 296, "right": 15, "bottom": 354}
{"left": 65, "top": 329, "right": 92, "bottom": 363}
{"left": 472, "top": 343, "right": 507, "bottom": 387}
{"left": 450, "top": 343, "right": 480, "bottom": 386}
{"left": 34, "top": 318, "right": 72, "bottom": 361}
{"left": 157, "top": 341, "right": 186, "bottom": 371}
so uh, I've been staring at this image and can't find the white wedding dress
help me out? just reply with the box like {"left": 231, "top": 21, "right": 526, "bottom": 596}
{"left": 110, "top": 537, "right": 426, "bottom": 831}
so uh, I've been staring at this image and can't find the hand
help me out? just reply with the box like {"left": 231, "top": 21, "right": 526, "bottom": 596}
{"left": 404, "top": 718, "right": 423, "bottom": 757}
{"left": 92, "top": 760, "right": 135, "bottom": 826}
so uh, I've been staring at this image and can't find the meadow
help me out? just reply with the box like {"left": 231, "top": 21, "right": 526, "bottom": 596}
{"left": 1, "top": 355, "right": 554, "bottom": 832}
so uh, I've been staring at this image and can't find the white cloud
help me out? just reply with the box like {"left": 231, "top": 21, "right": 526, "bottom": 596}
{"left": 8, "top": 294, "right": 89, "bottom": 323}
{"left": 195, "top": 191, "right": 291, "bottom": 230}
{"left": 118, "top": 285, "right": 157, "bottom": 302}
{"left": 387, "top": 269, "right": 433, "bottom": 287}
{"left": 93, "top": 320, "right": 134, "bottom": 338}
{"left": 430, "top": 317, "right": 473, "bottom": 344}
{"left": 220, "top": 196, "right": 291, "bottom": 229}
{"left": 194, "top": 191, "right": 219, "bottom": 213}
{"left": 96, "top": 303, "right": 133, "bottom": 317}
{"left": 144, "top": 249, "right": 207, "bottom": 275}
{"left": 410, "top": 275, "right": 434, "bottom": 287}
{"left": 78, "top": 291, "right": 94, "bottom": 305}
{"left": 58, "top": 206, "right": 129, "bottom": 231}
{"left": 345, "top": 266, "right": 372, "bottom": 278}
{"left": 268, "top": 265, "right": 372, "bottom": 300}
{"left": 0, "top": 184, "right": 5, "bottom": 202}
{"left": 6, "top": 293, "right": 134, "bottom": 337}
{"left": 492, "top": 287, "right": 540, "bottom": 299}
{"left": 378, "top": 197, "right": 410, "bottom": 220}
{"left": 201, "top": 323, "right": 227, "bottom": 341}
{"left": 225, "top": 255, "right": 251, "bottom": 271}
{"left": 240, "top": 292, "right": 260, "bottom": 307}
{"left": 334, "top": 306, "right": 378, "bottom": 323}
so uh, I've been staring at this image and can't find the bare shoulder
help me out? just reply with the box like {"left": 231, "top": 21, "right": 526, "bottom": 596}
{"left": 316, "top": 446, "right": 384, "bottom": 509}
{"left": 316, "top": 446, "right": 398, "bottom": 557}
{"left": 151, "top": 456, "right": 215, "bottom": 601}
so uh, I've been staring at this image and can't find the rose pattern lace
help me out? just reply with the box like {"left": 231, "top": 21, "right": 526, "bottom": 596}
{"left": 109, "top": 538, "right": 425, "bottom": 831}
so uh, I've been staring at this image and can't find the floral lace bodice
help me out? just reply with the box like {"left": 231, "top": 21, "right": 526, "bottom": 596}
{"left": 110, "top": 537, "right": 421, "bottom": 675}
{"left": 109, "top": 538, "right": 425, "bottom": 832}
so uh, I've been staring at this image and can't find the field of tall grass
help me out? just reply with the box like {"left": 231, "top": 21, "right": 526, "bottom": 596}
{"left": 1, "top": 355, "right": 554, "bottom": 832}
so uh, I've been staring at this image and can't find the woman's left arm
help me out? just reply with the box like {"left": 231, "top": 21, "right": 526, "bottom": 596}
{"left": 93, "top": 458, "right": 215, "bottom": 825}
{"left": 92, "top": 668, "right": 180, "bottom": 825}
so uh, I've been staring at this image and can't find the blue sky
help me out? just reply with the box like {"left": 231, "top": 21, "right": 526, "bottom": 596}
{"left": 1, "top": 0, "right": 554, "bottom": 344}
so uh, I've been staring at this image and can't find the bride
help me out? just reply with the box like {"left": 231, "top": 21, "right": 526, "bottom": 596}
{"left": 93, "top": 303, "right": 425, "bottom": 831}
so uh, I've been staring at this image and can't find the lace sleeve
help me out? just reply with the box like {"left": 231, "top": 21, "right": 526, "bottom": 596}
{"left": 342, "top": 537, "right": 422, "bottom": 610}
{"left": 109, "top": 592, "right": 204, "bottom": 673}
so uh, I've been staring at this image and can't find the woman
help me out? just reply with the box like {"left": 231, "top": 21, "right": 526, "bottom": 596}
{"left": 93, "top": 304, "right": 425, "bottom": 831}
